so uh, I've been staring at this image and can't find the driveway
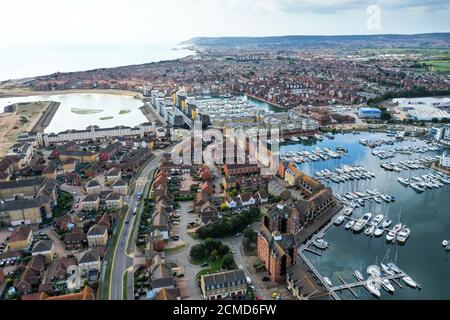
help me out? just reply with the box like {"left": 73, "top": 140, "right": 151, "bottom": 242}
{"left": 166, "top": 201, "right": 202, "bottom": 299}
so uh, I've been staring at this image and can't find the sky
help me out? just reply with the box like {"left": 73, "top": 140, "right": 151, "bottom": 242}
{"left": 1, "top": 0, "right": 449, "bottom": 49}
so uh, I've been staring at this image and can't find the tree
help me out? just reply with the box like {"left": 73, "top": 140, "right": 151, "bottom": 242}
{"left": 221, "top": 252, "right": 237, "bottom": 270}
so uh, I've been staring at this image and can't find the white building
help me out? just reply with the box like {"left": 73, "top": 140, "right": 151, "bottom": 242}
{"left": 37, "top": 123, "right": 156, "bottom": 147}
{"left": 441, "top": 151, "right": 450, "bottom": 168}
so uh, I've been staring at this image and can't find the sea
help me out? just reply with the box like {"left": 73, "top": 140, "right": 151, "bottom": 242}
{"left": 0, "top": 42, "right": 194, "bottom": 81}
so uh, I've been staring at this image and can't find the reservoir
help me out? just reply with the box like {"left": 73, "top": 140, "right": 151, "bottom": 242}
{"left": 0, "top": 93, "right": 148, "bottom": 133}
{"left": 281, "top": 132, "right": 450, "bottom": 300}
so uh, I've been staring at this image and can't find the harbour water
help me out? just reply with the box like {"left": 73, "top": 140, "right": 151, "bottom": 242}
{"left": 0, "top": 93, "right": 148, "bottom": 133}
{"left": 281, "top": 132, "right": 450, "bottom": 300}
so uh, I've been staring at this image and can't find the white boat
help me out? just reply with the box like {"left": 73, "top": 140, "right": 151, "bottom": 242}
{"left": 380, "top": 263, "right": 395, "bottom": 276}
{"left": 397, "top": 228, "right": 411, "bottom": 244}
{"left": 386, "top": 263, "right": 402, "bottom": 274}
{"left": 373, "top": 196, "right": 382, "bottom": 203}
{"left": 393, "top": 223, "right": 403, "bottom": 232}
{"left": 442, "top": 240, "right": 449, "bottom": 247}
{"left": 374, "top": 225, "right": 385, "bottom": 237}
{"left": 381, "top": 194, "right": 392, "bottom": 202}
{"left": 366, "top": 279, "right": 381, "bottom": 298}
{"left": 364, "top": 225, "right": 375, "bottom": 236}
{"left": 353, "top": 271, "right": 364, "bottom": 281}
{"left": 381, "top": 279, "right": 395, "bottom": 293}
{"left": 290, "top": 136, "right": 299, "bottom": 142}
{"left": 382, "top": 220, "right": 392, "bottom": 228}
{"left": 313, "top": 239, "right": 329, "bottom": 250}
{"left": 397, "top": 177, "right": 410, "bottom": 186}
{"left": 402, "top": 276, "right": 418, "bottom": 288}
{"left": 334, "top": 215, "right": 346, "bottom": 226}
{"left": 386, "top": 230, "right": 397, "bottom": 242}
{"left": 373, "top": 214, "right": 384, "bottom": 225}
{"left": 367, "top": 265, "right": 382, "bottom": 278}
{"left": 352, "top": 219, "right": 366, "bottom": 232}
{"left": 323, "top": 277, "right": 332, "bottom": 287}
{"left": 343, "top": 207, "right": 353, "bottom": 216}
{"left": 345, "top": 220, "right": 355, "bottom": 230}
{"left": 362, "top": 213, "right": 372, "bottom": 222}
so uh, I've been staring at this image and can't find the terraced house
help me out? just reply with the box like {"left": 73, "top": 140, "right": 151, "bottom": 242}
{"left": 0, "top": 177, "right": 57, "bottom": 226}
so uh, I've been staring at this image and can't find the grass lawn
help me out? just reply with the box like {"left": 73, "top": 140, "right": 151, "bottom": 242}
{"left": 196, "top": 257, "right": 224, "bottom": 279}
{"left": 419, "top": 60, "right": 450, "bottom": 73}
{"left": 54, "top": 191, "right": 74, "bottom": 218}
{"left": 164, "top": 243, "right": 187, "bottom": 255}
{"left": 101, "top": 204, "right": 129, "bottom": 299}
{"left": 123, "top": 271, "right": 128, "bottom": 300}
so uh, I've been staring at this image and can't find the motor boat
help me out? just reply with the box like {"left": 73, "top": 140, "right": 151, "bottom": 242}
{"left": 345, "top": 220, "right": 355, "bottom": 230}
{"left": 397, "top": 228, "right": 411, "bottom": 244}
{"left": 366, "top": 278, "right": 381, "bottom": 298}
{"left": 364, "top": 225, "right": 375, "bottom": 236}
{"left": 393, "top": 223, "right": 403, "bottom": 233}
{"left": 380, "top": 263, "right": 395, "bottom": 276}
{"left": 381, "top": 279, "right": 395, "bottom": 293}
{"left": 382, "top": 220, "right": 392, "bottom": 228}
{"left": 323, "top": 277, "right": 332, "bottom": 287}
{"left": 313, "top": 239, "right": 329, "bottom": 250}
{"left": 386, "top": 229, "right": 397, "bottom": 242}
{"left": 334, "top": 215, "right": 346, "bottom": 226}
{"left": 397, "top": 177, "right": 410, "bottom": 186}
{"left": 442, "top": 240, "right": 449, "bottom": 247}
{"left": 402, "top": 276, "right": 418, "bottom": 288}
{"left": 362, "top": 213, "right": 372, "bottom": 222}
{"left": 374, "top": 225, "right": 385, "bottom": 237}
{"left": 373, "top": 214, "right": 384, "bottom": 225}
{"left": 381, "top": 194, "right": 392, "bottom": 202}
{"left": 373, "top": 196, "right": 382, "bottom": 203}
{"left": 353, "top": 271, "right": 364, "bottom": 281}
{"left": 343, "top": 207, "right": 353, "bottom": 216}
{"left": 352, "top": 219, "right": 366, "bottom": 232}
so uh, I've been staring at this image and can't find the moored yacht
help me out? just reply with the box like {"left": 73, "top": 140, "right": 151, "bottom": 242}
{"left": 402, "top": 276, "right": 418, "bottom": 288}
{"left": 345, "top": 220, "right": 355, "bottom": 230}
{"left": 397, "top": 177, "right": 410, "bottom": 186}
{"left": 334, "top": 215, "right": 346, "bottom": 226}
{"left": 397, "top": 227, "right": 411, "bottom": 244}
{"left": 373, "top": 214, "right": 384, "bottom": 225}
{"left": 374, "top": 225, "right": 385, "bottom": 237}
{"left": 313, "top": 238, "right": 329, "bottom": 250}
{"left": 367, "top": 279, "right": 381, "bottom": 298}
{"left": 382, "top": 220, "right": 392, "bottom": 228}
{"left": 365, "top": 225, "right": 375, "bottom": 236}
{"left": 381, "top": 279, "right": 395, "bottom": 293}
{"left": 353, "top": 271, "right": 364, "bottom": 281}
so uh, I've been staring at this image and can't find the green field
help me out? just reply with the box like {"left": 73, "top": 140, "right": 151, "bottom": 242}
{"left": 419, "top": 60, "right": 450, "bottom": 73}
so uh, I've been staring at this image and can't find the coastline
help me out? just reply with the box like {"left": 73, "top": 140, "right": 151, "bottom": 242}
{"left": 0, "top": 88, "right": 143, "bottom": 99}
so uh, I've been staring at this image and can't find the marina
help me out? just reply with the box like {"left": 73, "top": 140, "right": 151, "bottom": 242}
{"left": 288, "top": 132, "right": 450, "bottom": 300}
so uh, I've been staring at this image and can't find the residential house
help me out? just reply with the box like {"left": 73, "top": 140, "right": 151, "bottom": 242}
{"left": 286, "top": 264, "right": 330, "bottom": 300}
{"left": 200, "top": 269, "right": 247, "bottom": 300}
{"left": 238, "top": 192, "right": 256, "bottom": 207}
{"left": 81, "top": 193, "right": 100, "bottom": 212}
{"left": 78, "top": 249, "right": 101, "bottom": 282}
{"left": 65, "top": 230, "right": 86, "bottom": 251}
{"left": 223, "top": 164, "right": 259, "bottom": 177}
{"left": 62, "top": 158, "right": 77, "bottom": 173}
{"left": 31, "top": 240, "right": 55, "bottom": 264}
{"left": 268, "top": 180, "right": 291, "bottom": 200}
{"left": 112, "top": 179, "right": 128, "bottom": 195}
{"left": 85, "top": 180, "right": 101, "bottom": 195}
{"left": 86, "top": 224, "right": 108, "bottom": 247}
{"left": 105, "top": 167, "right": 122, "bottom": 184}
{"left": 7, "top": 226, "right": 33, "bottom": 251}
{"left": 105, "top": 192, "right": 123, "bottom": 209}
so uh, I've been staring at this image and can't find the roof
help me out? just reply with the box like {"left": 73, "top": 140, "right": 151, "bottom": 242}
{"left": 86, "top": 180, "right": 101, "bottom": 189}
{"left": 112, "top": 179, "right": 127, "bottom": 187}
{"left": 106, "top": 192, "right": 123, "bottom": 201}
{"left": 8, "top": 226, "right": 32, "bottom": 243}
{"left": 46, "top": 286, "right": 94, "bottom": 300}
{"left": 154, "top": 288, "right": 180, "bottom": 300}
{"left": 79, "top": 249, "right": 100, "bottom": 264}
{"left": 201, "top": 269, "right": 246, "bottom": 289}
{"left": 82, "top": 193, "right": 100, "bottom": 202}
{"left": 32, "top": 240, "right": 54, "bottom": 253}
{"left": 0, "top": 177, "right": 45, "bottom": 190}
{"left": 87, "top": 224, "right": 107, "bottom": 237}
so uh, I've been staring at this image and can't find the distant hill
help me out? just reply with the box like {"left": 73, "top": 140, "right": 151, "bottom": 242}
{"left": 181, "top": 33, "right": 450, "bottom": 49}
